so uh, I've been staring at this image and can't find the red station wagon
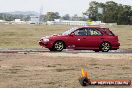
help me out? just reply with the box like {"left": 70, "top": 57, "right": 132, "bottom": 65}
{"left": 39, "top": 26, "right": 120, "bottom": 52}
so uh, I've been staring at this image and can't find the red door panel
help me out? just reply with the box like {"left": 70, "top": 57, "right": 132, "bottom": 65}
{"left": 67, "top": 36, "right": 88, "bottom": 49}
{"left": 85, "top": 36, "right": 104, "bottom": 49}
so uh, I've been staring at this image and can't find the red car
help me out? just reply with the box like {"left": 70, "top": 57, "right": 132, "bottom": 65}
{"left": 39, "top": 26, "right": 120, "bottom": 52}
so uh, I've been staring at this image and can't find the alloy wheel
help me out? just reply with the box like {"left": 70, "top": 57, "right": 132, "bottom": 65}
{"left": 101, "top": 42, "right": 111, "bottom": 52}
{"left": 54, "top": 41, "right": 64, "bottom": 51}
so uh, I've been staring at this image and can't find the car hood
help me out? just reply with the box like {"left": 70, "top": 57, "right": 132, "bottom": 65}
{"left": 41, "top": 34, "right": 65, "bottom": 39}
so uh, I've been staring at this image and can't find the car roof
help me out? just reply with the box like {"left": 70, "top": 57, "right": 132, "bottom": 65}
{"left": 79, "top": 26, "right": 108, "bottom": 29}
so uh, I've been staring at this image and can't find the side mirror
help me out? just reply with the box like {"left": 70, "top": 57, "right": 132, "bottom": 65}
{"left": 70, "top": 33, "right": 75, "bottom": 36}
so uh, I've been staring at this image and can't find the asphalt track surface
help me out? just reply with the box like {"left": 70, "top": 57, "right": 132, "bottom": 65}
{"left": 0, "top": 48, "right": 132, "bottom": 54}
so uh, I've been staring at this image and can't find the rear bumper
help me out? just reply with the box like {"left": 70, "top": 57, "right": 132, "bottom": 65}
{"left": 111, "top": 42, "right": 120, "bottom": 50}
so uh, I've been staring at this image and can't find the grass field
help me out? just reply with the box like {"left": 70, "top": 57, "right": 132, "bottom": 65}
{"left": 0, "top": 24, "right": 132, "bottom": 49}
{"left": 0, "top": 24, "right": 132, "bottom": 88}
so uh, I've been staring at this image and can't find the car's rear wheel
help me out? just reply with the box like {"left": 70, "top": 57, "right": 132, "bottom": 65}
{"left": 53, "top": 41, "right": 64, "bottom": 52}
{"left": 94, "top": 50, "right": 100, "bottom": 52}
{"left": 48, "top": 48, "right": 55, "bottom": 51}
{"left": 100, "top": 42, "right": 111, "bottom": 52}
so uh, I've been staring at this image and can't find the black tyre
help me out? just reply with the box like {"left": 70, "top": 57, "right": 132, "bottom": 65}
{"left": 53, "top": 41, "right": 64, "bottom": 52}
{"left": 100, "top": 42, "right": 111, "bottom": 52}
{"left": 94, "top": 50, "right": 100, "bottom": 52}
{"left": 48, "top": 48, "right": 55, "bottom": 51}
{"left": 79, "top": 77, "right": 91, "bottom": 86}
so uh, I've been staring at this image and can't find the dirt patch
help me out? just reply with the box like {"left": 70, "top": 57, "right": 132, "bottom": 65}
{"left": 0, "top": 53, "right": 132, "bottom": 88}
{"left": 55, "top": 68, "right": 75, "bottom": 72}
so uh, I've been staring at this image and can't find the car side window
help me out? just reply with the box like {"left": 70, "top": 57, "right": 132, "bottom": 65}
{"left": 89, "top": 28, "right": 102, "bottom": 36}
{"left": 74, "top": 28, "right": 87, "bottom": 36}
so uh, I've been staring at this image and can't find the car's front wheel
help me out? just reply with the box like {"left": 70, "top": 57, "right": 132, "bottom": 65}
{"left": 53, "top": 41, "right": 64, "bottom": 52}
{"left": 100, "top": 42, "right": 111, "bottom": 52}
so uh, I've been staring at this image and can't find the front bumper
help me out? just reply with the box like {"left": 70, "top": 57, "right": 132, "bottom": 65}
{"left": 39, "top": 40, "right": 53, "bottom": 48}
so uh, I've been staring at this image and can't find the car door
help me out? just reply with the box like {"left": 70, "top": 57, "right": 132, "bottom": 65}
{"left": 85, "top": 28, "right": 104, "bottom": 49}
{"left": 67, "top": 28, "right": 88, "bottom": 49}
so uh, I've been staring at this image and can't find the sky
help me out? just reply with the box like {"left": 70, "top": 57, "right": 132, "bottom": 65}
{"left": 0, "top": 0, "right": 132, "bottom": 16}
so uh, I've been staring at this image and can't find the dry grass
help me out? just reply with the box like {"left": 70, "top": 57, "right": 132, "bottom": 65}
{"left": 0, "top": 24, "right": 132, "bottom": 49}
{"left": 0, "top": 24, "right": 132, "bottom": 88}
{"left": 0, "top": 24, "right": 74, "bottom": 48}
{"left": 108, "top": 25, "right": 132, "bottom": 49}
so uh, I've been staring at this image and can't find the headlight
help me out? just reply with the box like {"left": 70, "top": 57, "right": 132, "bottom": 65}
{"left": 43, "top": 38, "right": 49, "bottom": 42}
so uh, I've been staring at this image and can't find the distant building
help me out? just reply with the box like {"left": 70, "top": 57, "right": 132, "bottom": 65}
{"left": 12, "top": 19, "right": 26, "bottom": 24}
{"left": 14, "top": 19, "right": 21, "bottom": 22}
{"left": 47, "top": 19, "right": 87, "bottom": 26}
{"left": 30, "top": 16, "right": 39, "bottom": 24}
{"left": 0, "top": 20, "right": 5, "bottom": 23}
{"left": 0, "top": 20, "right": 7, "bottom": 24}
{"left": 47, "top": 19, "right": 103, "bottom": 26}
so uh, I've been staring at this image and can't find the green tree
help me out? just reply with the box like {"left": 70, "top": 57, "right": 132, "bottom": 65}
{"left": 44, "top": 12, "right": 60, "bottom": 21}
{"left": 83, "top": 1, "right": 99, "bottom": 21}
{"left": 84, "top": 1, "right": 132, "bottom": 25}
{"left": 83, "top": 1, "right": 105, "bottom": 21}
{"left": 103, "top": 1, "right": 118, "bottom": 23}
{"left": 62, "top": 14, "right": 70, "bottom": 20}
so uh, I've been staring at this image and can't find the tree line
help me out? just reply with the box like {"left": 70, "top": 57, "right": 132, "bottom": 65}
{"left": 84, "top": 1, "right": 132, "bottom": 25}
{"left": 0, "top": 12, "right": 87, "bottom": 22}
{"left": 0, "top": 13, "right": 30, "bottom": 21}
{"left": 40, "top": 12, "right": 87, "bottom": 22}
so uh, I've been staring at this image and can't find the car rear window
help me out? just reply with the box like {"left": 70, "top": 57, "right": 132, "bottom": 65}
{"left": 100, "top": 28, "right": 115, "bottom": 36}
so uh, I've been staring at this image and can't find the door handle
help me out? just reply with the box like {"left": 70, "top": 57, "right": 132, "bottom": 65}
{"left": 101, "top": 38, "right": 104, "bottom": 39}
{"left": 83, "top": 38, "right": 86, "bottom": 39}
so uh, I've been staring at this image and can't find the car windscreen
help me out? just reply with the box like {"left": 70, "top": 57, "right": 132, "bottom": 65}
{"left": 62, "top": 27, "right": 77, "bottom": 35}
